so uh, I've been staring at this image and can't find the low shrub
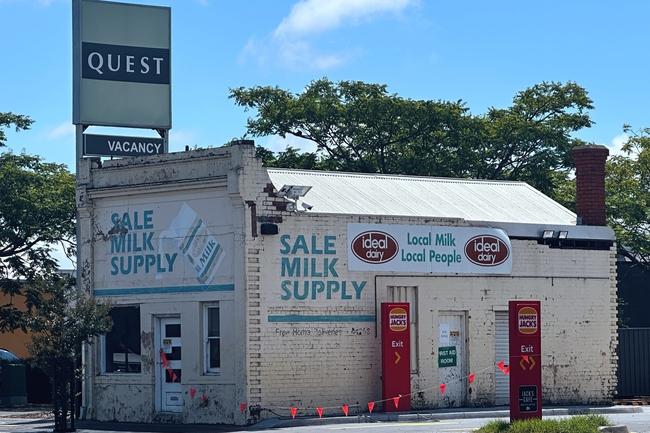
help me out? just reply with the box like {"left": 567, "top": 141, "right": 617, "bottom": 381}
{"left": 476, "top": 415, "right": 609, "bottom": 433}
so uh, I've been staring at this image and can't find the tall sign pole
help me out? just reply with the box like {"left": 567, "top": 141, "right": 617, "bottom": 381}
{"left": 72, "top": 0, "right": 172, "bottom": 419}
{"left": 509, "top": 300, "right": 542, "bottom": 421}
{"left": 381, "top": 303, "right": 411, "bottom": 412}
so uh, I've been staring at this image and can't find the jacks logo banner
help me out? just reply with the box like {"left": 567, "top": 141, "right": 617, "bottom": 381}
{"left": 348, "top": 223, "right": 512, "bottom": 274}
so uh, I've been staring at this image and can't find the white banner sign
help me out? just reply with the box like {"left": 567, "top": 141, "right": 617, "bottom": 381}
{"left": 347, "top": 223, "right": 512, "bottom": 274}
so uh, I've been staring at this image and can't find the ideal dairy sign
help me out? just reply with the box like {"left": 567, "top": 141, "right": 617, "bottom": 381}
{"left": 348, "top": 223, "right": 512, "bottom": 274}
{"left": 93, "top": 193, "right": 234, "bottom": 296}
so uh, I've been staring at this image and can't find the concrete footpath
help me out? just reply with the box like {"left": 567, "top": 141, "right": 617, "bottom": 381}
{"left": 66, "top": 405, "right": 643, "bottom": 432}
{"left": 251, "top": 405, "right": 643, "bottom": 429}
{"left": 0, "top": 405, "right": 642, "bottom": 432}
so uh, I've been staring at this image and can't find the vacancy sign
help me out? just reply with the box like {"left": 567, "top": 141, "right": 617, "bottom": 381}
{"left": 509, "top": 300, "right": 542, "bottom": 421}
{"left": 381, "top": 303, "right": 411, "bottom": 412}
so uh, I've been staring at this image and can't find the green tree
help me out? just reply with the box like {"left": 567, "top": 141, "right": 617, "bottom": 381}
{"left": 231, "top": 78, "right": 476, "bottom": 174}
{"left": 0, "top": 151, "right": 76, "bottom": 332}
{"left": 0, "top": 112, "right": 33, "bottom": 147}
{"left": 231, "top": 79, "right": 593, "bottom": 194}
{"left": 478, "top": 82, "right": 593, "bottom": 194}
{"left": 606, "top": 126, "right": 650, "bottom": 266}
{"left": 27, "top": 275, "right": 111, "bottom": 432}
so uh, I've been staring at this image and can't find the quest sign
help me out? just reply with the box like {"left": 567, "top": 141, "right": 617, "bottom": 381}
{"left": 73, "top": 0, "right": 171, "bottom": 129}
{"left": 347, "top": 223, "right": 512, "bottom": 274}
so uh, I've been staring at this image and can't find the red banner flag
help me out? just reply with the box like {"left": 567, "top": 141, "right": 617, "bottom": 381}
{"left": 290, "top": 407, "right": 298, "bottom": 419}
{"left": 189, "top": 388, "right": 196, "bottom": 399}
{"left": 240, "top": 403, "right": 247, "bottom": 413}
{"left": 316, "top": 407, "right": 324, "bottom": 418}
{"left": 439, "top": 383, "right": 446, "bottom": 395}
{"left": 392, "top": 396, "right": 400, "bottom": 408}
{"left": 367, "top": 401, "right": 375, "bottom": 413}
{"left": 341, "top": 404, "right": 349, "bottom": 416}
{"left": 468, "top": 373, "right": 475, "bottom": 384}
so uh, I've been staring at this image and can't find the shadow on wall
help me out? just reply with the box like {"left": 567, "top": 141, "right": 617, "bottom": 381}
{"left": 618, "top": 262, "right": 650, "bottom": 328}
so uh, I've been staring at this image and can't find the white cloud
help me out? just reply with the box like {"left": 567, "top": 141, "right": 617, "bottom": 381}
{"left": 606, "top": 133, "right": 629, "bottom": 156}
{"left": 47, "top": 122, "right": 75, "bottom": 139}
{"left": 240, "top": 0, "right": 414, "bottom": 71}
{"left": 274, "top": 0, "right": 413, "bottom": 37}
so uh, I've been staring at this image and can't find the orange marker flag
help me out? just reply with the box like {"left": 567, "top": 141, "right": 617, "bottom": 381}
{"left": 468, "top": 373, "right": 475, "bottom": 384}
{"left": 316, "top": 407, "right": 324, "bottom": 418}
{"left": 367, "top": 401, "right": 375, "bottom": 413}
{"left": 392, "top": 396, "right": 400, "bottom": 408}
{"left": 341, "top": 403, "right": 349, "bottom": 416}
{"left": 439, "top": 383, "right": 446, "bottom": 395}
{"left": 290, "top": 407, "right": 298, "bottom": 419}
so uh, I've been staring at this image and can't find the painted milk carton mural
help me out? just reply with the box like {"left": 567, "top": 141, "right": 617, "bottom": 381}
{"left": 93, "top": 191, "right": 235, "bottom": 297}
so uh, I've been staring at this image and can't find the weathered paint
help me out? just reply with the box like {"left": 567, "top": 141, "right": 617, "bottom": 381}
{"left": 78, "top": 143, "right": 618, "bottom": 425}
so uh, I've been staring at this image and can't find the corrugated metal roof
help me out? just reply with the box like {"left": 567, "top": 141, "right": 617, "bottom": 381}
{"left": 267, "top": 169, "right": 577, "bottom": 225}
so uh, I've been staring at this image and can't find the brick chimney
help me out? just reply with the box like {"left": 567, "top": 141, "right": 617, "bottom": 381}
{"left": 571, "top": 144, "right": 609, "bottom": 226}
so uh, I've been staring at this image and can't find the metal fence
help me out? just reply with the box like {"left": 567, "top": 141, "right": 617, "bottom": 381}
{"left": 617, "top": 328, "right": 650, "bottom": 396}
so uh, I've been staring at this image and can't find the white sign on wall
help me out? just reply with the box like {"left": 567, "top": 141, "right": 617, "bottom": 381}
{"left": 93, "top": 192, "right": 234, "bottom": 296}
{"left": 347, "top": 223, "right": 512, "bottom": 274}
{"left": 73, "top": 0, "right": 171, "bottom": 129}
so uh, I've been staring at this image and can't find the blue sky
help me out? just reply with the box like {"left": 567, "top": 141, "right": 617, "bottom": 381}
{"left": 2, "top": 0, "right": 650, "bottom": 170}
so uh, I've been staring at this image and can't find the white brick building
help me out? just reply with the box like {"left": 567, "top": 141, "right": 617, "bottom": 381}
{"left": 78, "top": 141, "right": 616, "bottom": 425}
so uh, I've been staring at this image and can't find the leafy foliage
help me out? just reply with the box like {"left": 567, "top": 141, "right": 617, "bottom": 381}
{"left": 232, "top": 79, "right": 593, "bottom": 194}
{"left": 0, "top": 112, "right": 33, "bottom": 147}
{"left": 0, "top": 152, "right": 76, "bottom": 331}
{"left": 477, "top": 415, "right": 609, "bottom": 433}
{"left": 607, "top": 126, "right": 650, "bottom": 266}
{"left": 27, "top": 275, "right": 111, "bottom": 432}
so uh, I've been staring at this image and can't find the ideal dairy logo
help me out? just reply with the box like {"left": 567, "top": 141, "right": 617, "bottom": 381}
{"left": 388, "top": 307, "right": 408, "bottom": 332}
{"left": 518, "top": 306, "right": 538, "bottom": 335}
{"left": 351, "top": 231, "right": 399, "bottom": 264}
{"left": 464, "top": 235, "right": 509, "bottom": 266}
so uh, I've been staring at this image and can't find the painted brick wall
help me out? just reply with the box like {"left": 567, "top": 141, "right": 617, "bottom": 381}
{"left": 239, "top": 159, "right": 617, "bottom": 417}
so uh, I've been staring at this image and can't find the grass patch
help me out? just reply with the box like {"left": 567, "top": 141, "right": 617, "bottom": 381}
{"left": 476, "top": 415, "right": 609, "bottom": 433}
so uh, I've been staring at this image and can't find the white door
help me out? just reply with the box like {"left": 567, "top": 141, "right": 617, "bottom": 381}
{"left": 157, "top": 317, "right": 182, "bottom": 412}
{"left": 495, "top": 311, "right": 510, "bottom": 405}
{"left": 437, "top": 312, "right": 466, "bottom": 407}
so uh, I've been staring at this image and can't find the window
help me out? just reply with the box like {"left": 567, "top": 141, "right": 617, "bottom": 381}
{"left": 104, "top": 306, "right": 141, "bottom": 373}
{"left": 204, "top": 304, "right": 220, "bottom": 373}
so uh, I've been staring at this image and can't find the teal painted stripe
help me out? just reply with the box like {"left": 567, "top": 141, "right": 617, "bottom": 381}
{"left": 181, "top": 218, "right": 202, "bottom": 254}
{"left": 94, "top": 284, "right": 235, "bottom": 297}
{"left": 268, "top": 314, "right": 376, "bottom": 323}
{"left": 198, "top": 243, "right": 222, "bottom": 280}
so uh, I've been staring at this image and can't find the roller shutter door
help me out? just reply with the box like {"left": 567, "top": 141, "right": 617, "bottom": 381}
{"left": 495, "top": 311, "right": 509, "bottom": 405}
